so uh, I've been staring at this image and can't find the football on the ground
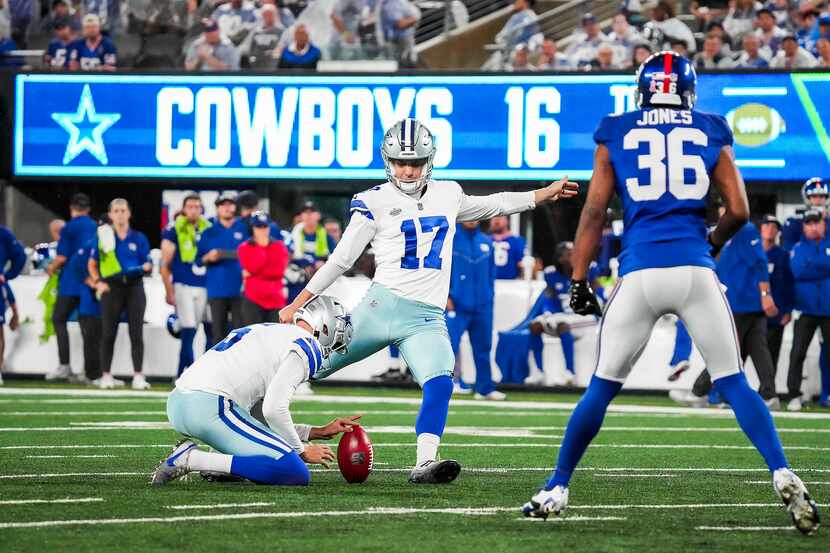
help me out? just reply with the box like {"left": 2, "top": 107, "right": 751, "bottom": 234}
{"left": 337, "top": 425, "right": 373, "bottom": 483}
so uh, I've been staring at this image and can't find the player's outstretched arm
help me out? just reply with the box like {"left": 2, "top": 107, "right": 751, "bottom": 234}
{"left": 279, "top": 213, "right": 376, "bottom": 323}
{"left": 709, "top": 146, "right": 750, "bottom": 252}
{"left": 457, "top": 177, "right": 578, "bottom": 222}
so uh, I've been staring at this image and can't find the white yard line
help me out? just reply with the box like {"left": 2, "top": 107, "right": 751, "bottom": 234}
{"left": 166, "top": 502, "right": 274, "bottom": 510}
{"left": 0, "top": 497, "right": 103, "bottom": 505}
{"left": 0, "top": 472, "right": 147, "bottom": 480}
{"left": 745, "top": 480, "right": 830, "bottom": 485}
{"left": 518, "top": 516, "right": 627, "bottom": 522}
{"left": 0, "top": 444, "right": 170, "bottom": 450}
{"left": 1, "top": 412, "right": 167, "bottom": 416}
{"left": 24, "top": 455, "right": 116, "bottom": 459}
{"left": 594, "top": 473, "right": 678, "bottom": 478}
{"left": 0, "top": 399, "right": 166, "bottom": 404}
{"left": 695, "top": 526, "right": 795, "bottom": 532}
{"left": 3, "top": 388, "right": 830, "bottom": 420}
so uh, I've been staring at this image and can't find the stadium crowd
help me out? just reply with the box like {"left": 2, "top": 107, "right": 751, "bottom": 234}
{"left": 491, "top": 0, "right": 830, "bottom": 71}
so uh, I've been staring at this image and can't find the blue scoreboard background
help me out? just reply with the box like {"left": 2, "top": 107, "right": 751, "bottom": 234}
{"left": 13, "top": 71, "right": 830, "bottom": 182}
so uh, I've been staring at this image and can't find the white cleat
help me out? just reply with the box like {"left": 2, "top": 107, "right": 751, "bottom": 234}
{"left": 45, "top": 364, "right": 72, "bottom": 381}
{"left": 0, "top": 372, "right": 4, "bottom": 386}
{"left": 408, "top": 459, "right": 461, "bottom": 484}
{"left": 295, "top": 381, "right": 314, "bottom": 396}
{"left": 474, "top": 390, "right": 506, "bottom": 401}
{"left": 151, "top": 438, "right": 197, "bottom": 485}
{"left": 668, "top": 390, "right": 708, "bottom": 408}
{"left": 765, "top": 397, "right": 781, "bottom": 411}
{"left": 773, "top": 468, "right": 820, "bottom": 535}
{"left": 452, "top": 381, "right": 472, "bottom": 395}
{"left": 131, "top": 373, "right": 151, "bottom": 390}
{"left": 787, "top": 398, "right": 803, "bottom": 412}
{"left": 522, "top": 485, "right": 569, "bottom": 519}
{"left": 93, "top": 373, "right": 125, "bottom": 389}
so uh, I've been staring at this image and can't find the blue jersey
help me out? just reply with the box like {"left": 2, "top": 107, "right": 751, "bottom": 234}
{"left": 781, "top": 213, "right": 805, "bottom": 252}
{"left": 45, "top": 38, "right": 72, "bottom": 68}
{"left": 449, "top": 225, "right": 495, "bottom": 312}
{"left": 493, "top": 235, "right": 526, "bottom": 279}
{"left": 69, "top": 36, "right": 117, "bottom": 69}
{"left": 68, "top": 239, "right": 101, "bottom": 317}
{"left": 594, "top": 108, "right": 733, "bottom": 276}
{"left": 90, "top": 228, "right": 150, "bottom": 278}
{"left": 161, "top": 223, "right": 208, "bottom": 287}
{"left": 196, "top": 217, "right": 247, "bottom": 299}
{"left": 715, "top": 222, "right": 769, "bottom": 314}
{"left": 766, "top": 244, "right": 794, "bottom": 325}
{"left": 0, "top": 226, "right": 26, "bottom": 282}
{"left": 56, "top": 214, "right": 97, "bottom": 296}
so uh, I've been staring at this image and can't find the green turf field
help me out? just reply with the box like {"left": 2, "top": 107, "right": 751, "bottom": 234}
{"left": 0, "top": 384, "right": 828, "bottom": 552}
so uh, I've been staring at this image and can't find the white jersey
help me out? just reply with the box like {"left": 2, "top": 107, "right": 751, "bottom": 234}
{"left": 306, "top": 180, "right": 536, "bottom": 308}
{"left": 175, "top": 323, "right": 323, "bottom": 452}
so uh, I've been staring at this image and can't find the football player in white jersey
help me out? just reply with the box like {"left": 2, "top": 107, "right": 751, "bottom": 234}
{"left": 152, "top": 295, "right": 358, "bottom": 486}
{"left": 279, "top": 118, "right": 578, "bottom": 484}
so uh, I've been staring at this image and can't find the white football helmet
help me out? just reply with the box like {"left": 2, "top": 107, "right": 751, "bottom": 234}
{"left": 381, "top": 118, "right": 436, "bottom": 195}
{"left": 293, "top": 295, "right": 353, "bottom": 357}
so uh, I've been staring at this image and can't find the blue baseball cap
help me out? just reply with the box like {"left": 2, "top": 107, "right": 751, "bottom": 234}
{"left": 251, "top": 210, "right": 271, "bottom": 227}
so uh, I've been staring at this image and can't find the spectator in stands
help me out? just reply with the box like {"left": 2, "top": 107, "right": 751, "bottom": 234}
{"left": 238, "top": 211, "right": 289, "bottom": 325}
{"left": 607, "top": 13, "right": 642, "bottom": 66}
{"left": 291, "top": 201, "right": 335, "bottom": 269}
{"left": 213, "top": 0, "right": 257, "bottom": 47}
{"left": 705, "top": 20, "right": 734, "bottom": 53}
{"left": 786, "top": 208, "right": 830, "bottom": 411}
{"left": 68, "top": 14, "right": 116, "bottom": 71}
{"left": 632, "top": 43, "right": 652, "bottom": 67}
{"left": 566, "top": 13, "right": 609, "bottom": 66}
{"left": 88, "top": 199, "right": 151, "bottom": 390}
{"left": 245, "top": 3, "right": 284, "bottom": 68}
{"left": 796, "top": 9, "right": 819, "bottom": 52}
{"left": 380, "top": 0, "right": 421, "bottom": 66}
{"left": 817, "top": 37, "right": 830, "bottom": 65}
{"left": 330, "top": 0, "right": 374, "bottom": 59}
{"left": 537, "top": 38, "right": 571, "bottom": 70}
{"left": 185, "top": 18, "right": 241, "bottom": 71}
{"left": 45, "top": 193, "right": 96, "bottom": 382}
{"left": 669, "top": 38, "right": 689, "bottom": 58}
{"left": 768, "top": 0, "right": 793, "bottom": 28}
{"left": 495, "top": 0, "right": 538, "bottom": 53}
{"left": 754, "top": 8, "right": 787, "bottom": 56}
{"left": 44, "top": 19, "right": 75, "bottom": 68}
{"left": 723, "top": 0, "right": 759, "bottom": 40}
{"left": 734, "top": 33, "right": 770, "bottom": 67}
{"left": 591, "top": 42, "right": 622, "bottom": 70}
{"left": 771, "top": 34, "right": 817, "bottom": 67}
{"left": 324, "top": 218, "right": 342, "bottom": 244}
{"left": 0, "top": 26, "right": 22, "bottom": 67}
{"left": 690, "top": 0, "right": 729, "bottom": 26}
{"left": 813, "top": 14, "right": 830, "bottom": 51}
{"left": 83, "top": 0, "right": 121, "bottom": 34}
{"left": 650, "top": 1, "right": 696, "bottom": 53}
{"left": 506, "top": 43, "right": 534, "bottom": 71}
{"left": 693, "top": 34, "right": 734, "bottom": 68}
{"left": 41, "top": 0, "right": 80, "bottom": 33}
{"left": 161, "top": 193, "right": 211, "bottom": 377}
{"left": 490, "top": 215, "right": 526, "bottom": 280}
{"left": 278, "top": 23, "right": 320, "bottom": 69}
{"left": 140, "top": 0, "right": 192, "bottom": 35}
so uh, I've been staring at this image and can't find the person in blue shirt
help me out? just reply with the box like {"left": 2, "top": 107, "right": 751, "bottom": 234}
{"left": 0, "top": 226, "right": 25, "bottom": 385}
{"left": 523, "top": 53, "right": 817, "bottom": 532}
{"left": 0, "top": 33, "right": 22, "bottom": 68}
{"left": 43, "top": 19, "right": 75, "bottom": 68}
{"left": 760, "top": 215, "right": 795, "bottom": 371}
{"left": 781, "top": 178, "right": 828, "bottom": 252}
{"left": 196, "top": 193, "right": 247, "bottom": 345}
{"left": 88, "top": 199, "right": 151, "bottom": 390}
{"left": 278, "top": 24, "right": 321, "bottom": 70}
{"left": 787, "top": 209, "right": 830, "bottom": 411}
{"left": 161, "top": 193, "right": 211, "bottom": 376}
{"left": 446, "top": 222, "right": 503, "bottom": 400}
{"left": 0, "top": 282, "right": 19, "bottom": 385}
{"left": 68, "top": 14, "right": 117, "bottom": 71}
{"left": 45, "top": 193, "right": 97, "bottom": 382}
{"left": 489, "top": 215, "right": 526, "bottom": 280}
{"left": 68, "top": 237, "right": 102, "bottom": 383}
{"left": 290, "top": 201, "right": 336, "bottom": 268}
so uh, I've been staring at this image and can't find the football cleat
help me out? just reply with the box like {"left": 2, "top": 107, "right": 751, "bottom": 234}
{"left": 668, "top": 390, "right": 707, "bottom": 408}
{"left": 667, "top": 360, "right": 690, "bottom": 382}
{"left": 522, "top": 485, "right": 569, "bottom": 519}
{"left": 200, "top": 471, "right": 246, "bottom": 483}
{"left": 151, "top": 438, "right": 197, "bottom": 485}
{"left": 408, "top": 459, "right": 461, "bottom": 484}
{"left": 773, "top": 468, "right": 820, "bottom": 535}
{"left": 45, "top": 364, "right": 72, "bottom": 381}
{"left": 474, "top": 390, "right": 507, "bottom": 401}
{"left": 132, "top": 373, "right": 151, "bottom": 390}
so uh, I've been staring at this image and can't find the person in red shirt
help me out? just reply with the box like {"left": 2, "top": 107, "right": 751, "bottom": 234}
{"left": 238, "top": 211, "right": 289, "bottom": 325}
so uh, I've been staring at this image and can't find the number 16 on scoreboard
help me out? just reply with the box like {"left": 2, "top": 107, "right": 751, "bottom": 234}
{"left": 504, "top": 87, "right": 561, "bottom": 169}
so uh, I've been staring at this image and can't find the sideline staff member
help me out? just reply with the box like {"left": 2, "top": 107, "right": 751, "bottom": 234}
{"left": 88, "top": 199, "right": 151, "bottom": 390}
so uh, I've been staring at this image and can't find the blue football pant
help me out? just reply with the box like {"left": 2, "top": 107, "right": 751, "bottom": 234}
{"left": 447, "top": 308, "right": 495, "bottom": 395}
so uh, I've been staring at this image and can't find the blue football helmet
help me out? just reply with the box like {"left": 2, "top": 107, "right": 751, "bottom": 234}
{"left": 635, "top": 51, "right": 697, "bottom": 110}
{"left": 802, "top": 177, "right": 829, "bottom": 205}
{"left": 166, "top": 313, "right": 181, "bottom": 339}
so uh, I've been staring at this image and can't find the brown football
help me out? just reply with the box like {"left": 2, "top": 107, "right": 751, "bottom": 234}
{"left": 337, "top": 425, "right": 373, "bottom": 483}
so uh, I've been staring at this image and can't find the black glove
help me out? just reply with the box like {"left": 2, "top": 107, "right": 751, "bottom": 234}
{"left": 570, "top": 279, "right": 602, "bottom": 317}
{"left": 707, "top": 233, "right": 723, "bottom": 258}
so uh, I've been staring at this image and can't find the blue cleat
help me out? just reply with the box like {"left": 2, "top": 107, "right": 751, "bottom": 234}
{"left": 151, "top": 438, "right": 197, "bottom": 485}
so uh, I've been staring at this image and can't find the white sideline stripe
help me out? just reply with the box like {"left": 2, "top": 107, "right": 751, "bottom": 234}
{"left": 0, "top": 472, "right": 146, "bottom": 480}
{"left": 25, "top": 455, "right": 116, "bottom": 459}
{"left": 0, "top": 497, "right": 103, "bottom": 505}
{"left": 4, "top": 388, "right": 830, "bottom": 420}
{"left": 0, "top": 399, "right": 166, "bottom": 404}
{"left": 167, "top": 502, "right": 273, "bottom": 510}
{"left": 696, "top": 526, "right": 795, "bottom": 532}
{"left": 594, "top": 473, "right": 677, "bottom": 478}
{"left": 1, "top": 412, "right": 167, "bottom": 416}
{"left": 745, "top": 481, "right": 830, "bottom": 485}
{"left": 0, "top": 444, "right": 170, "bottom": 450}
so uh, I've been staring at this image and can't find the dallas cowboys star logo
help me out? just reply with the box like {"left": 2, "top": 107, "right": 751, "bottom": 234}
{"left": 51, "top": 84, "right": 121, "bottom": 165}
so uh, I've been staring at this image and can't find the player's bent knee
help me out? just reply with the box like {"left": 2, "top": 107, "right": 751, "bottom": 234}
{"left": 239, "top": 454, "right": 310, "bottom": 486}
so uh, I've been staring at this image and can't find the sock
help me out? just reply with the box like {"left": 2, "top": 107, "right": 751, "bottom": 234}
{"left": 560, "top": 331, "right": 575, "bottom": 374}
{"left": 670, "top": 321, "right": 692, "bottom": 366}
{"left": 415, "top": 375, "right": 452, "bottom": 465}
{"left": 714, "top": 372, "right": 788, "bottom": 472}
{"left": 187, "top": 448, "right": 233, "bottom": 473}
{"left": 820, "top": 344, "right": 830, "bottom": 402}
{"left": 230, "top": 454, "right": 310, "bottom": 486}
{"left": 547, "top": 376, "right": 622, "bottom": 489}
{"left": 177, "top": 328, "right": 197, "bottom": 376}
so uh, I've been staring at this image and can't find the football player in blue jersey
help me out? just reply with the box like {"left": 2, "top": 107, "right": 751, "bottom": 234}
{"left": 781, "top": 178, "right": 829, "bottom": 252}
{"left": 522, "top": 52, "right": 820, "bottom": 534}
